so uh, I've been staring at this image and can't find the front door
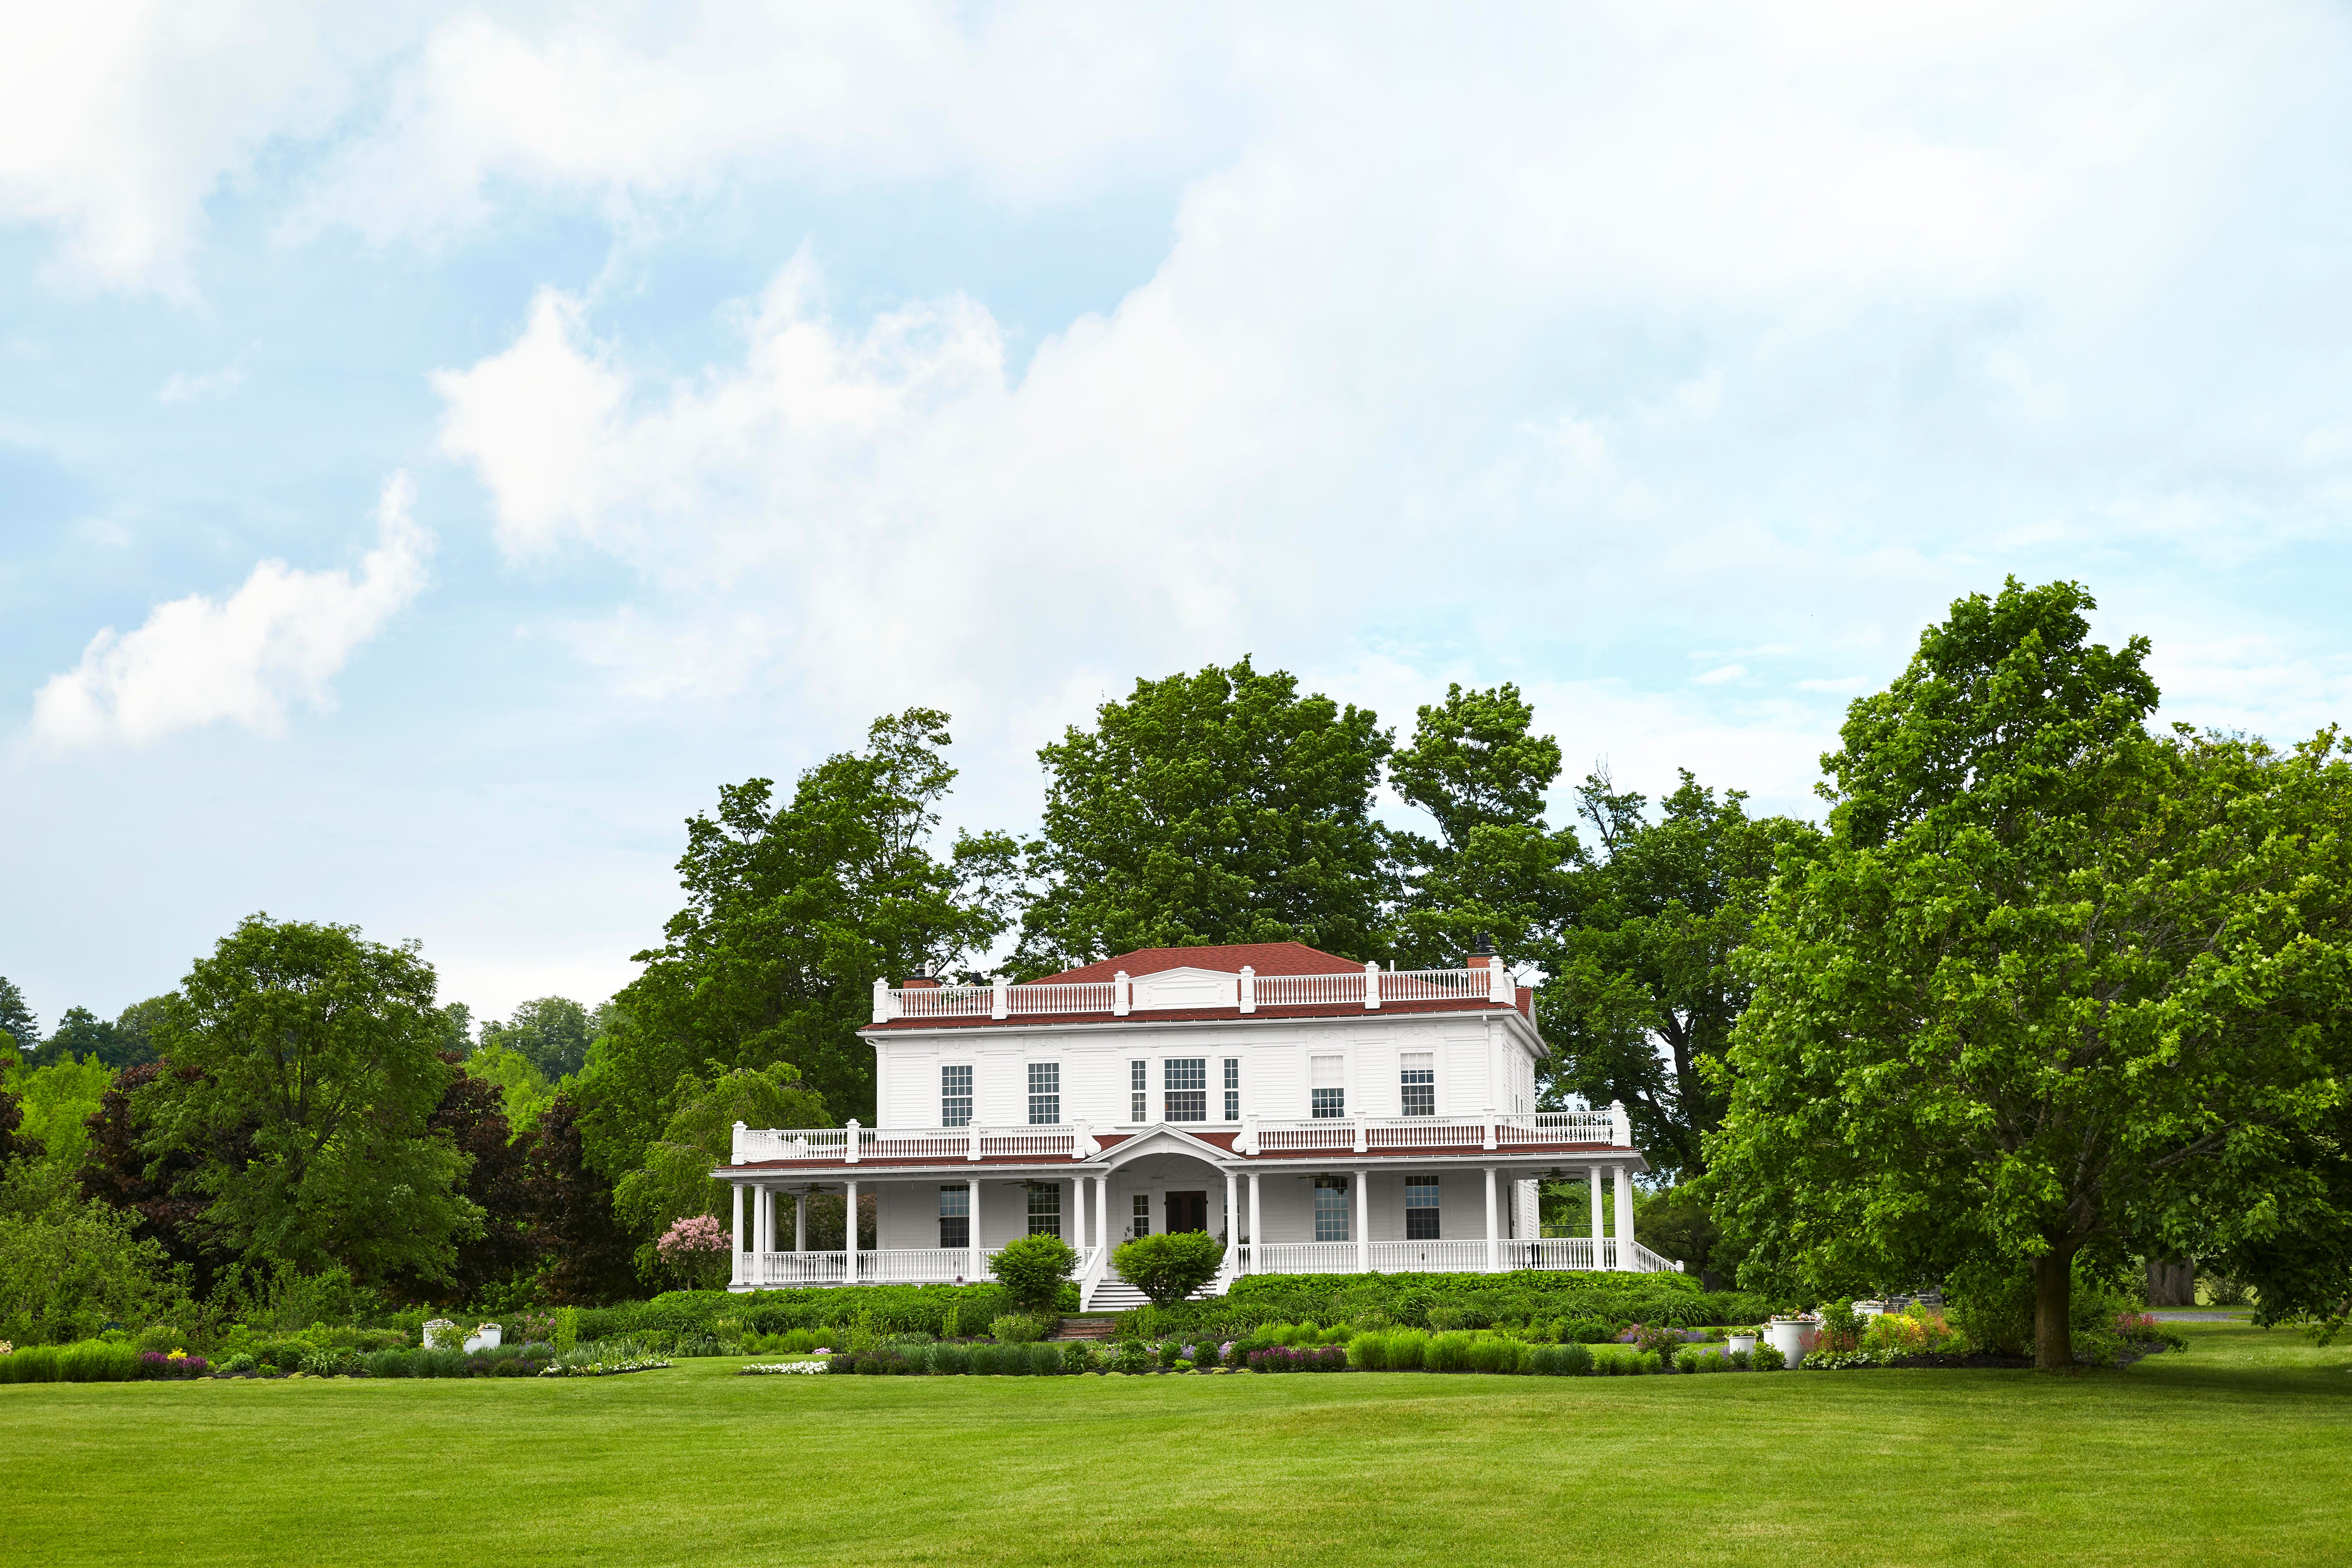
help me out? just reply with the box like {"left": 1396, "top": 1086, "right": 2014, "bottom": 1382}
{"left": 1165, "top": 1190, "right": 1209, "bottom": 1234}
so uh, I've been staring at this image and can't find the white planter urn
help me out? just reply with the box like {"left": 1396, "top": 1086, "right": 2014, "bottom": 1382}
{"left": 1728, "top": 1332, "right": 1758, "bottom": 1356}
{"left": 1764, "top": 1317, "right": 1818, "bottom": 1365}
{"left": 464, "top": 1323, "right": 503, "bottom": 1354}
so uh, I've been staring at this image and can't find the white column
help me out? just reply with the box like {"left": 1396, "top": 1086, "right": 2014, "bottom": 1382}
{"left": 845, "top": 1179, "right": 860, "bottom": 1282}
{"left": 1248, "top": 1172, "right": 1262, "bottom": 1271}
{"left": 1070, "top": 1177, "right": 1083, "bottom": 1252}
{"left": 1354, "top": 1169, "right": 1369, "bottom": 1273}
{"left": 1224, "top": 1170, "right": 1239, "bottom": 1251}
{"left": 1613, "top": 1164, "right": 1636, "bottom": 1271}
{"left": 753, "top": 1186, "right": 768, "bottom": 1256}
{"left": 730, "top": 1182, "right": 745, "bottom": 1286}
{"left": 795, "top": 1189, "right": 807, "bottom": 1252}
{"left": 1590, "top": 1164, "right": 1606, "bottom": 1268}
{"left": 968, "top": 1179, "right": 983, "bottom": 1280}
{"left": 1483, "top": 1166, "right": 1499, "bottom": 1273}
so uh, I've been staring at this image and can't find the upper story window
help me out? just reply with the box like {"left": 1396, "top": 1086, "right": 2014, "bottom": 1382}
{"left": 1405, "top": 1178, "right": 1440, "bottom": 1240}
{"left": 942, "top": 1064, "right": 973, "bottom": 1128}
{"left": 1400, "top": 1051, "right": 1435, "bottom": 1117}
{"left": 1311, "top": 1054, "right": 1345, "bottom": 1119}
{"left": 1130, "top": 1059, "right": 1148, "bottom": 1122}
{"left": 1165, "top": 1058, "right": 1207, "bottom": 1122}
{"left": 1223, "top": 1057, "right": 1241, "bottom": 1121}
{"left": 1027, "top": 1062, "right": 1061, "bottom": 1125}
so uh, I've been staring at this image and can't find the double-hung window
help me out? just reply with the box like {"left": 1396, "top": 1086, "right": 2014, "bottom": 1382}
{"left": 939, "top": 1184, "right": 970, "bottom": 1249}
{"left": 1399, "top": 1052, "right": 1435, "bottom": 1117}
{"left": 1223, "top": 1058, "right": 1241, "bottom": 1121}
{"left": 1405, "top": 1178, "right": 1441, "bottom": 1240}
{"left": 1164, "top": 1058, "right": 1207, "bottom": 1122}
{"left": 1311, "top": 1055, "right": 1346, "bottom": 1119}
{"left": 1131, "top": 1194, "right": 1151, "bottom": 1239}
{"left": 1313, "top": 1176, "right": 1350, "bottom": 1242}
{"left": 942, "top": 1064, "right": 973, "bottom": 1128}
{"left": 1027, "top": 1184, "right": 1061, "bottom": 1238}
{"left": 1027, "top": 1062, "right": 1061, "bottom": 1125}
{"left": 1130, "top": 1060, "right": 1148, "bottom": 1122}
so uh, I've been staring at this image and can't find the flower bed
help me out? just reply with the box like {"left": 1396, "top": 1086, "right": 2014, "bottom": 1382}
{"left": 739, "top": 1360, "right": 830, "bottom": 1375}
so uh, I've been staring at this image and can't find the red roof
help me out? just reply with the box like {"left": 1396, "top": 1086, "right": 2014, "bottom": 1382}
{"left": 1031, "top": 941, "right": 1366, "bottom": 983}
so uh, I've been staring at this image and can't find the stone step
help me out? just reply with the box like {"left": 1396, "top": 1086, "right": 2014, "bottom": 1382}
{"left": 1056, "top": 1317, "right": 1119, "bottom": 1340}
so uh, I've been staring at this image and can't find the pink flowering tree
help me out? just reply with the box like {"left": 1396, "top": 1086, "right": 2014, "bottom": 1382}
{"left": 655, "top": 1214, "right": 734, "bottom": 1290}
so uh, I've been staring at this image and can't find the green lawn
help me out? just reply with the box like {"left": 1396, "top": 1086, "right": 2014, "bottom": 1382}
{"left": 8, "top": 1323, "right": 2349, "bottom": 1567}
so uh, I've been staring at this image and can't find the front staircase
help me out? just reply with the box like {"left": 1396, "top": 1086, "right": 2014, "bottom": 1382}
{"left": 1080, "top": 1275, "right": 1230, "bottom": 1313}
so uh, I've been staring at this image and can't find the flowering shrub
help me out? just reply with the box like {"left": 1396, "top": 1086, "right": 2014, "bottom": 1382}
{"left": 740, "top": 1361, "right": 830, "bottom": 1375}
{"left": 139, "top": 1350, "right": 210, "bottom": 1380}
{"left": 540, "top": 1353, "right": 670, "bottom": 1377}
{"left": 657, "top": 1216, "right": 734, "bottom": 1290}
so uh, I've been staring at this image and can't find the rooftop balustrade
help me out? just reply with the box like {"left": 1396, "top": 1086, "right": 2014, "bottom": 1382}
{"left": 870, "top": 962, "right": 1522, "bottom": 1024}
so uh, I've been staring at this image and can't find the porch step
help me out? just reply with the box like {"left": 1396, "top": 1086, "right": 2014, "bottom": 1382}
{"left": 1082, "top": 1276, "right": 1229, "bottom": 1313}
{"left": 1056, "top": 1317, "right": 1119, "bottom": 1340}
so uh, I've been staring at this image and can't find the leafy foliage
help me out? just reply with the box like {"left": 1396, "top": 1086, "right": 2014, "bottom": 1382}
{"left": 521, "top": 1093, "right": 640, "bottom": 1306}
{"left": 611, "top": 1064, "right": 827, "bottom": 1271}
{"left": 989, "top": 1232, "right": 1078, "bottom": 1312}
{"left": 1013, "top": 659, "right": 1394, "bottom": 971}
{"left": 135, "top": 914, "right": 479, "bottom": 1286}
{"left": 1703, "top": 580, "right": 2352, "bottom": 1368}
{"left": 0, "top": 1158, "right": 177, "bottom": 1346}
{"left": 1, "top": 1054, "right": 113, "bottom": 1171}
{"left": 479, "top": 997, "right": 595, "bottom": 1080}
{"left": 598, "top": 708, "right": 1014, "bottom": 1146}
{"left": 1543, "top": 770, "right": 1817, "bottom": 1177}
{"left": 0, "top": 975, "right": 38, "bottom": 1059}
{"left": 1111, "top": 1231, "right": 1225, "bottom": 1307}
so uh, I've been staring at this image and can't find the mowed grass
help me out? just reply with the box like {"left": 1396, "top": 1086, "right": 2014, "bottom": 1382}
{"left": 7, "top": 1323, "right": 2349, "bottom": 1568}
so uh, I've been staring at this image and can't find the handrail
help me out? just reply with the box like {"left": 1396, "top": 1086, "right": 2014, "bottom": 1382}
{"left": 873, "top": 964, "right": 1518, "bottom": 1023}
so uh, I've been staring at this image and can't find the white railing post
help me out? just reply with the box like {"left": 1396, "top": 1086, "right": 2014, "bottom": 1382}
{"left": 1364, "top": 960, "right": 1381, "bottom": 1009}
{"left": 968, "top": 1121, "right": 982, "bottom": 1162}
{"left": 843, "top": 1118, "right": 861, "bottom": 1164}
{"left": 1074, "top": 1117, "right": 1098, "bottom": 1157}
{"left": 873, "top": 977, "right": 892, "bottom": 1024}
{"left": 1490, "top": 958, "right": 1512, "bottom": 1003}
{"left": 1240, "top": 1113, "right": 1259, "bottom": 1155}
{"left": 731, "top": 1119, "right": 747, "bottom": 1165}
{"left": 991, "top": 975, "right": 1009, "bottom": 1019}
{"left": 1239, "top": 966, "right": 1255, "bottom": 1014}
{"left": 1352, "top": 1116, "right": 1367, "bottom": 1154}
{"left": 1113, "top": 971, "right": 1130, "bottom": 1017}
{"left": 1482, "top": 1106, "right": 1497, "bottom": 1152}
{"left": 1610, "top": 1099, "right": 1631, "bottom": 1147}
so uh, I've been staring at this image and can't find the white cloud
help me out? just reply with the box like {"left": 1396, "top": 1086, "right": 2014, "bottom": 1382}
{"left": 158, "top": 362, "right": 248, "bottom": 403}
{"left": 30, "top": 475, "right": 431, "bottom": 748}
{"left": 1693, "top": 664, "right": 1748, "bottom": 685}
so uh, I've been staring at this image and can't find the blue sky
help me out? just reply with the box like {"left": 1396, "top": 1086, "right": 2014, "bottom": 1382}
{"left": 5, "top": 3, "right": 2351, "bottom": 1031}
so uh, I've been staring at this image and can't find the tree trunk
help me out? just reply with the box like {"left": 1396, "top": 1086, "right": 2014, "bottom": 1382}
{"left": 2145, "top": 1258, "right": 2196, "bottom": 1307}
{"left": 2032, "top": 1247, "right": 2075, "bottom": 1372}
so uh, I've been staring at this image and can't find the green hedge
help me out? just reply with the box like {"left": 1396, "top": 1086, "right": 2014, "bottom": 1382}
{"left": 1118, "top": 1271, "right": 1770, "bottom": 1337}
{"left": 577, "top": 1283, "right": 1021, "bottom": 1342}
{"left": 0, "top": 1341, "right": 143, "bottom": 1382}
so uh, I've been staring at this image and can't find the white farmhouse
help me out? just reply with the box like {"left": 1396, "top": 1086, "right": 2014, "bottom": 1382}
{"left": 715, "top": 940, "right": 1669, "bottom": 1308}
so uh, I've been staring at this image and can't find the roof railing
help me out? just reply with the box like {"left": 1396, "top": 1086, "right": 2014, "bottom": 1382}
{"left": 870, "top": 962, "right": 1517, "bottom": 1024}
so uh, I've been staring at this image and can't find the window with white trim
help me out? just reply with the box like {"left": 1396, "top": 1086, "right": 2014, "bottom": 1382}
{"left": 1027, "top": 1061, "right": 1061, "bottom": 1125}
{"left": 1131, "top": 1193, "right": 1151, "bottom": 1239}
{"left": 939, "top": 1184, "right": 970, "bottom": 1249}
{"left": 1223, "top": 1057, "right": 1241, "bottom": 1121}
{"left": 1405, "top": 1178, "right": 1440, "bottom": 1240}
{"left": 1311, "top": 1055, "right": 1345, "bottom": 1119}
{"left": 942, "top": 1064, "right": 973, "bottom": 1128}
{"left": 1027, "top": 1183, "right": 1062, "bottom": 1238}
{"left": 1400, "top": 1051, "right": 1435, "bottom": 1117}
{"left": 1314, "top": 1176, "right": 1349, "bottom": 1242}
{"left": 1130, "top": 1059, "right": 1148, "bottom": 1122}
{"left": 1165, "top": 1057, "right": 1207, "bottom": 1122}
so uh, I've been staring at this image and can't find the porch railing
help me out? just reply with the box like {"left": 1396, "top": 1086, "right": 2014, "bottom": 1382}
{"left": 738, "top": 1244, "right": 1108, "bottom": 1291}
{"left": 732, "top": 1120, "right": 1103, "bottom": 1165}
{"left": 873, "top": 963, "right": 1522, "bottom": 1023}
{"left": 1241, "top": 1108, "right": 1624, "bottom": 1155}
{"left": 736, "top": 1237, "right": 1671, "bottom": 1290}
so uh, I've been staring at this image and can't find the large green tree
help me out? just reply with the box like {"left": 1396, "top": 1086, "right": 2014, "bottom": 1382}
{"left": 1385, "top": 682, "right": 1582, "bottom": 968}
{"left": 611, "top": 1063, "right": 827, "bottom": 1275}
{"left": 1542, "top": 769, "right": 1817, "bottom": 1179}
{"left": 480, "top": 996, "right": 594, "bottom": 1079}
{"left": 136, "top": 914, "right": 480, "bottom": 1286}
{"left": 0, "top": 976, "right": 39, "bottom": 1059}
{"left": 595, "top": 708, "right": 1014, "bottom": 1157}
{"left": 1013, "top": 658, "right": 1394, "bottom": 971}
{"left": 1703, "top": 580, "right": 2352, "bottom": 1369}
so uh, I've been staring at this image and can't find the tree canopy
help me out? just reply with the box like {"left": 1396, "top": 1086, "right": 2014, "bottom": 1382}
{"left": 135, "top": 914, "right": 480, "bottom": 1286}
{"left": 1703, "top": 580, "right": 2352, "bottom": 1368}
{"left": 1013, "top": 659, "right": 1394, "bottom": 971}
{"left": 480, "top": 996, "right": 595, "bottom": 1080}
{"left": 593, "top": 708, "right": 1013, "bottom": 1153}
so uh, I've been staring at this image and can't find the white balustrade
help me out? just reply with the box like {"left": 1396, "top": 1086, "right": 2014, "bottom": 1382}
{"left": 1245, "top": 1241, "right": 1363, "bottom": 1274}
{"left": 871, "top": 966, "right": 1529, "bottom": 1023}
{"left": 1365, "top": 1239, "right": 1492, "bottom": 1273}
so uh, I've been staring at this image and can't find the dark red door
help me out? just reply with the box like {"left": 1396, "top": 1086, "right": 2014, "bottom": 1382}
{"left": 1166, "top": 1191, "right": 1209, "bottom": 1233}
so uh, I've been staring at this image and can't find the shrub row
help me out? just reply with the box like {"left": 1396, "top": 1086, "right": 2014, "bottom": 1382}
{"left": 0, "top": 1342, "right": 145, "bottom": 1382}
{"left": 577, "top": 1283, "right": 1023, "bottom": 1342}
{"left": 1119, "top": 1272, "right": 1772, "bottom": 1339}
